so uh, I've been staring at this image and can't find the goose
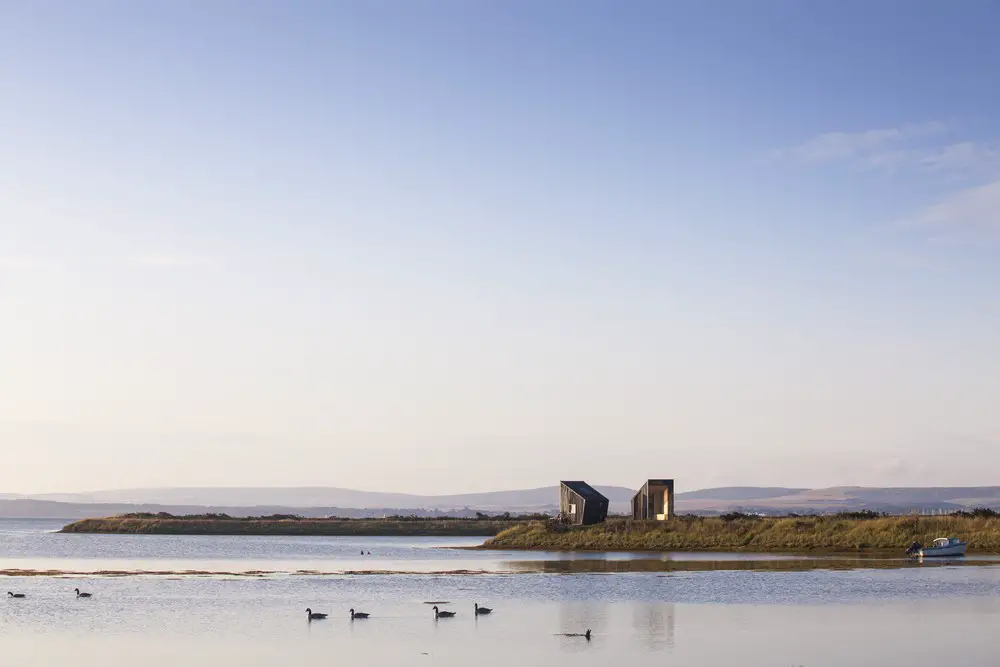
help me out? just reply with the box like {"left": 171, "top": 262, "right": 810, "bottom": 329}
{"left": 7, "top": 592, "right": 26, "bottom": 598}
{"left": 432, "top": 605, "right": 456, "bottom": 618}
{"left": 306, "top": 608, "right": 328, "bottom": 620}
{"left": 74, "top": 588, "right": 92, "bottom": 598}
{"left": 474, "top": 603, "right": 492, "bottom": 615}
{"left": 350, "top": 608, "right": 370, "bottom": 619}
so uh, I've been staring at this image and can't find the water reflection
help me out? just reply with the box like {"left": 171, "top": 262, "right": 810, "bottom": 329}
{"left": 633, "top": 603, "right": 675, "bottom": 652}
{"left": 557, "top": 602, "right": 603, "bottom": 653}
{"left": 503, "top": 556, "right": 998, "bottom": 574}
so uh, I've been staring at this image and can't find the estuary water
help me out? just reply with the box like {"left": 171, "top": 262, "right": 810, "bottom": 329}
{"left": 2, "top": 519, "right": 999, "bottom": 666}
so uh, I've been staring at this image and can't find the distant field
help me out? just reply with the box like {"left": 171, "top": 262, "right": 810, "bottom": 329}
{"left": 60, "top": 514, "right": 525, "bottom": 536}
{"left": 483, "top": 514, "right": 1000, "bottom": 553}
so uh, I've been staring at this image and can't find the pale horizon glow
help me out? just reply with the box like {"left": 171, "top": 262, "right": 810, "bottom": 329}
{"left": 2, "top": 1, "right": 999, "bottom": 496}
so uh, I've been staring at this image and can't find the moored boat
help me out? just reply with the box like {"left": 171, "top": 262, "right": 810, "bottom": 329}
{"left": 906, "top": 537, "right": 967, "bottom": 558}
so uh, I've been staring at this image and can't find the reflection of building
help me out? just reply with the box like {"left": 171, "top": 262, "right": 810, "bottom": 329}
{"left": 558, "top": 601, "right": 607, "bottom": 651}
{"left": 559, "top": 481, "right": 609, "bottom": 525}
{"left": 631, "top": 479, "right": 675, "bottom": 520}
{"left": 633, "top": 603, "right": 676, "bottom": 651}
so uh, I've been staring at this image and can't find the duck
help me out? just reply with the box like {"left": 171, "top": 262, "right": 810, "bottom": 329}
{"left": 432, "top": 605, "right": 456, "bottom": 618}
{"left": 350, "top": 608, "right": 370, "bottom": 619}
{"left": 74, "top": 588, "right": 92, "bottom": 598}
{"left": 306, "top": 608, "right": 328, "bottom": 620}
{"left": 7, "top": 592, "right": 26, "bottom": 598}
{"left": 474, "top": 603, "right": 492, "bottom": 615}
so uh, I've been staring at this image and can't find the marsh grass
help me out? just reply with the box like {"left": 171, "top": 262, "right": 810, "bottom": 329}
{"left": 483, "top": 515, "right": 1000, "bottom": 553}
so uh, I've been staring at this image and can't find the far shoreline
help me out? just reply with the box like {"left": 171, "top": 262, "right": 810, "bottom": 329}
{"left": 59, "top": 515, "right": 522, "bottom": 537}
{"left": 57, "top": 511, "right": 1000, "bottom": 555}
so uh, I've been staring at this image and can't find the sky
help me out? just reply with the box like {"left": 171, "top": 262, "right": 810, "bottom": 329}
{"left": 2, "top": 1, "right": 999, "bottom": 495}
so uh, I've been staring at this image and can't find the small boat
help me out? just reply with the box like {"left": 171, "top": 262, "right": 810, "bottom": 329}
{"left": 907, "top": 537, "right": 967, "bottom": 558}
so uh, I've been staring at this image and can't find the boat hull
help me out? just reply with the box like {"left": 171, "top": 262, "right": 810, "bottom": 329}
{"left": 919, "top": 544, "right": 967, "bottom": 557}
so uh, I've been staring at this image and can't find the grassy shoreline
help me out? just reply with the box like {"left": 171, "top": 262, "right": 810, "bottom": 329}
{"left": 481, "top": 515, "right": 1000, "bottom": 553}
{"left": 60, "top": 516, "right": 518, "bottom": 536}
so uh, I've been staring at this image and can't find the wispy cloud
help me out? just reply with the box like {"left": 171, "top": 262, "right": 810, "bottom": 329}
{"left": 126, "top": 254, "right": 210, "bottom": 268}
{"left": 773, "top": 121, "right": 948, "bottom": 164}
{"left": 775, "top": 122, "right": 1000, "bottom": 179}
{"left": 864, "top": 141, "right": 1000, "bottom": 174}
{"left": 899, "top": 179, "right": 1000, "bottom": 248}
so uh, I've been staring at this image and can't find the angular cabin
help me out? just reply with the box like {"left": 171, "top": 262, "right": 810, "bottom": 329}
{"left": 559, "top": 481, "right": 609, "bottom": 525}
{"left": 631, "top": 479, "right": 675, "bottom": 520}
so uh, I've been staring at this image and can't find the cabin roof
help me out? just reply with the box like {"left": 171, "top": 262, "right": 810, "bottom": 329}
{"left": 560, "top": 481, "right": 606, "bottom": 500}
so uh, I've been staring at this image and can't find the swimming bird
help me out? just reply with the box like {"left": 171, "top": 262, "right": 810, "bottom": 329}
{"left": 474, "top": 603, "right": 492, "bottom": 615}
{"left": 350, "top": 608, "right": 370, "bottom": 619}
{"left": 7, "top": 592, "right": 25, "bottom": 598}
{"left": 306, "top": 608, "right": 328, "bottom": 620}
{"left": 74, "top": 588, "right": 92, "bottom": 598}
{"left": 432, "top": 605, "right": 456, "bottom": 618}
{"left": 563, "top": 630, "right": 591, "bottom": 640}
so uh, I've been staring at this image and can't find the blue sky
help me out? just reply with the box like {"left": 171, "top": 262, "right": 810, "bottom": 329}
{"left": 1, "top": 1, "right": 998, "bottom": 494}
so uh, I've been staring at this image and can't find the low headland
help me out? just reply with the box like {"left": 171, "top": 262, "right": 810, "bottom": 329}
{"left": 482, "top": 511, "right": 1000, "bottom": 553}
{"left": 60, "top": 510, "right": 1000, "bottom": 553}
{"left": 60, "top": 513, "right": 530, "bottom": 536}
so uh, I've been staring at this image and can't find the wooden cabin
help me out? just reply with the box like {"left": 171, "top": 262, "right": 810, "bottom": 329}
{"left": 631, "top": 479, "right": 675, "bottom": 520}
{"left": 559, "top": 481, "right": 609, "bottom": 525}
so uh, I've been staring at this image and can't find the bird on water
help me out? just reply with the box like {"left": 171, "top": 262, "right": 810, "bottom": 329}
{"left": 350, "top": 608, "right": 370, "bottom": 619}
{"left": 74, "top": 588, "right": 92, "bottom": 598}
{"left": 432, "top": 606, "right": 456, "bottom": 618}
{"left": 306, "top": 608, "right": 328, "bottom": 620}
{"left": 474, "top": 603, "right": 492, "bottom": 615}
{"left": 563, "top": 630, "right": 591, "bottom": 640}
{"left": 7, "top": 592, "right": 26, "bottom": 598}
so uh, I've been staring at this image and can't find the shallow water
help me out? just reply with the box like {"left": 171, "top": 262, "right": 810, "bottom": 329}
{"left": 3, "top": 520, "right": 1000, "bottom": 665}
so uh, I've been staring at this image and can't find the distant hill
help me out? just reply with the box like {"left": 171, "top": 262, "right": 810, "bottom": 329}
{"left": 25, "top": 485, "right": 636, "bottom": 513}
{"left": 674, "top": 486, "right": 1000, "bottom": 515}
{"left": 676, "top": 487, "right": 807, "bottom": 502}
{"left": 3, "top": 485, "right": 999, "bottom": 519}
{"left": 0, "top": 499, "right": 522, "bottom": 520}
{"left": 4, "top": 485, "right": 637, "bottom": 518}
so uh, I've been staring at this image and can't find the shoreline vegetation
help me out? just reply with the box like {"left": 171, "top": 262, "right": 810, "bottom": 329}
{"left": 59, "top": 510, "right": 1000, "bottom": 553}
{"left": 59, "top": 513, "right": 535, "bottom": 536}
{"left": 482, "top": 512, "right": 1000, "bottom": 553}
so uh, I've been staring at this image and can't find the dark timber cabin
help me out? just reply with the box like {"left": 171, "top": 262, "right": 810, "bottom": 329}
{"left": 631, "top": 479, "right": 675, "bottom": 520}
{"left": 559, "top": 481, "right": 609, "bottom": 525}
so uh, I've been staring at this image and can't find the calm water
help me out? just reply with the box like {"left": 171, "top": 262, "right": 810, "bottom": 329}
{"left": 3, "top": 519, "right": 1000, "bottom": 666}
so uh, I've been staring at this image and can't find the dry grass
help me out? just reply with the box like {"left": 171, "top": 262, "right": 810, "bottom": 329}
{"left": 482, "top": 515, "right": 1000, "bottom": 553}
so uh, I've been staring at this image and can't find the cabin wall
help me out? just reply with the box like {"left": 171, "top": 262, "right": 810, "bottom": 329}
{"left": 560, "top": 486, "right": 586, "bottom": 525}
{"left": 632, "top": 480, "right": 675, "bottom": 520}
{"left": 582, "top": 495, "right": 609, "bottom": 524}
